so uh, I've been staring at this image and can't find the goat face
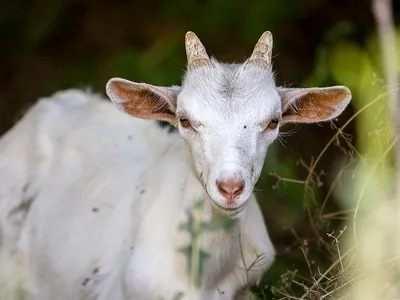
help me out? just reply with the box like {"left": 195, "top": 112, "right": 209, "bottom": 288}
{"left": 106, "top": 31, "right": 351, "bottom": 215}
{"left": 176, "top": 61, "right": 281, "bottom": 214}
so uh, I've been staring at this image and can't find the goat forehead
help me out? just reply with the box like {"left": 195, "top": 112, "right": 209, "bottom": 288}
{"left": 179, "top": 61, "right": 281, "bottom": 122}
{"left": 184, "top": 61, "right": 275, "bottom": 98}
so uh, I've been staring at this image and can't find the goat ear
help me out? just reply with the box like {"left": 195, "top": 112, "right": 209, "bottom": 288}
{"left": 278, "top": 86, "right": 351, "bottom": 124}
{"left": 106, "top": 78, "right": 181, "bottom": 124}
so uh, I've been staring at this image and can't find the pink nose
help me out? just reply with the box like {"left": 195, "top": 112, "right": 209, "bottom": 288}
{"left": 216, "top": 178, "right": 245, "bottom": 202}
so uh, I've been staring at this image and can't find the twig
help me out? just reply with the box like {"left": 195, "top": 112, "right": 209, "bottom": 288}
{"left": 304, "top": 92, "right": 389, "bottom": 196}
{"left": 299, "top": 245, "right": 356, "bottom": 300}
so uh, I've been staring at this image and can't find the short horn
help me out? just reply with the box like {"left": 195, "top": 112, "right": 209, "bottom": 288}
{"left": 249, "top": 31, "right": 273, "bottom": 67}
{"left": 185, "top": 31, "right": 210, "bottom": 68}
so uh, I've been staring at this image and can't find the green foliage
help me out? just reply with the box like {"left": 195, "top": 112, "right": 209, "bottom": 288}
{"left": 178, "top": 200, "right": 238, "bottom": 290}
{"left": 307, "top": 29, "right": 400, "bottom": 163}
{"left": 178, "top": 245, "right": 210, "bottom": 288}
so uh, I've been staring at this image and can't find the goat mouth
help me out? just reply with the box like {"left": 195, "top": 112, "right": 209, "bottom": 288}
{"left": 212, "top": 200, "right": 246, "bottom": 215}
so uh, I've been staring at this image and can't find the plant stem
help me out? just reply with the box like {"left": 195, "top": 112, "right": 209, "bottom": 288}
{"left": 188, "top": 206, "right": 202, "bottom": 299}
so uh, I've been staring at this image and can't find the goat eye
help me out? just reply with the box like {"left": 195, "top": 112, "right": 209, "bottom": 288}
{"left": 179, "top": 117, "right": 192, "bottom": 129}
{"left": 265, "top": 118, "right": 279, "bottom": 130}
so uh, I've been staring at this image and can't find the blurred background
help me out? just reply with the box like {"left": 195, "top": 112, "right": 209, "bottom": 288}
{"left": 1, "top": 0, "right": 399, "bottom": 298}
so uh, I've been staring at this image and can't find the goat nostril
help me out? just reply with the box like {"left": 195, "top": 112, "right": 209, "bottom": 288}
{"left": 234, "top": 183, "right": 244, "bottom": 196}
{"left": 216, "top": 178, "right": 245, "bottom": 199}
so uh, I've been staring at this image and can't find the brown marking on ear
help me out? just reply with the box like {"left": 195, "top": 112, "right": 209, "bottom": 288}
{"left": 281, "top": 87, "right": 351, "bottom": 123}
{"left": 107, "top": 79, "right": 177, "bottom": 122}
{"left": 118, "top": 88, "right": 175, "bottom": 120}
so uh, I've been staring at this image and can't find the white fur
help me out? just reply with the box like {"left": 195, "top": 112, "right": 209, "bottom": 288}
{"left": 0, "top": 89, "right": 275, "bottom": 300}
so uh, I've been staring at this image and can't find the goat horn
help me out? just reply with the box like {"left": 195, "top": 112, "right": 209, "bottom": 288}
{"left": 249, "top": 31, "right": 273, "bottom": 67}
{"left": 185, "top": 31, "right": 210, "bottom": 68}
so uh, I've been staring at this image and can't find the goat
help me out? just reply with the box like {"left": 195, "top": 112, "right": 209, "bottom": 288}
{"left": 0, "top": 31, "right": 351, "bottom": 300}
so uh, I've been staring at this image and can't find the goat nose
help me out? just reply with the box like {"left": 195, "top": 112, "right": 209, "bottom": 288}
{"left": 216, "top": 178, "right": 245, "bottom": 200}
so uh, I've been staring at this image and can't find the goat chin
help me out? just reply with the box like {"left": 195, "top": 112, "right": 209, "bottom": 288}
{"left": 0, "top": 89, "right": 275, "bottom": 300}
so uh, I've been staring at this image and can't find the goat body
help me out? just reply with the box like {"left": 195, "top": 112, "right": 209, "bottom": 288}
{"left": 0, "top": 89, "right": 274, "bottom": 300}
{"left": 0, "top": 31, "right": 351, "bottom": 300}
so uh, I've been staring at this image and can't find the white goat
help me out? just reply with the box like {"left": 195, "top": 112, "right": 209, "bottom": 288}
{"left": 0, "top": 31, "right": 351, "bottom": 300}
